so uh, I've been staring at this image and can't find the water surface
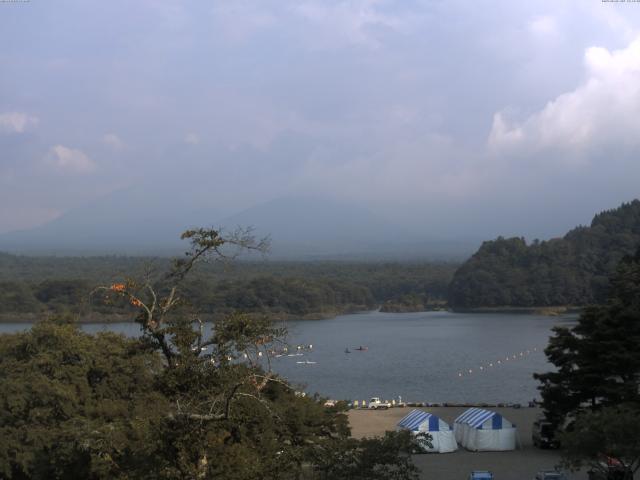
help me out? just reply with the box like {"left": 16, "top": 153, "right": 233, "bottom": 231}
{"left": 0, "top": 311, "right": 573, "bottom": 404}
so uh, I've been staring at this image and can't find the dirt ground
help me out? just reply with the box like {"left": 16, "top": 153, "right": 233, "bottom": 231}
{"left": 347, "top": 406, "right": 588, "bottom": 480}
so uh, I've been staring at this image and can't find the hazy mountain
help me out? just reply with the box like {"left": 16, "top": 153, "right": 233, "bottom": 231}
{"left": 0, "top": 192, "right": 478, "bottom": 259}
{"left": 219, "top": 197, "right": 479, "bottom": 260}
{"left": 0, "top": 187, "right": 225, "bottom": 255}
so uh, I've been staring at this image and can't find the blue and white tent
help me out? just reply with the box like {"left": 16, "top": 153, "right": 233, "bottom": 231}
{"left": 397, "top": 409, "right": 457, "bottom": 453}
{"left": 454, "top": 408, "right": 517, "bottom": 451}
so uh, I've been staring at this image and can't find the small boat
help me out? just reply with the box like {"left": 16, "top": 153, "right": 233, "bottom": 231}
{"left": 296, "top": 360, "right": 317, "bottom": 365}
{"left": 355, "top": 346, "right": 368, "bottom": 351}
{"left": 288, "top": 353, "right": 304, "bottom": 357}
{"left": 345, "top": 348, "right": 351, "bottom": 354}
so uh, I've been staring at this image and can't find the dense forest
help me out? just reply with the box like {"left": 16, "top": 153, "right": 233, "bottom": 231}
{"left": 0, "top": 229, "right": 423, "bottom": 479}
{"left": 0, "top": 254, "right": 456, "bottom": 320}
{"left": 449, "top": 200, "right": 640, "bottom": 308}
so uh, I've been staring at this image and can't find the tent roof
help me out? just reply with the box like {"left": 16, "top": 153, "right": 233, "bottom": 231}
{"left": 397, "top": 409, "right": 445, "bottom": 431}
{"left": 455, "top": 408, "right": 502, "bottom": 429}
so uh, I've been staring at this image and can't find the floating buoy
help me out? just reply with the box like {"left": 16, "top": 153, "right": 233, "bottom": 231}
{"left": 258, "top": 351, "right": 263, "bottom": 357}
{"left": 456, "top": 346, "right": 542, "bottom": 378}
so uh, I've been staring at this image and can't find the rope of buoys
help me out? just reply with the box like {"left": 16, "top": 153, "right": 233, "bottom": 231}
{"left": 456, "top": 347, "right": 542, "bottom": 378}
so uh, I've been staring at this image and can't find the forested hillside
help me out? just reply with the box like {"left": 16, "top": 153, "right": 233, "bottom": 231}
{"left": 449, "top": 200, "right": 640, "bottom": 308}
{"left": 0, "top": 255, "right": 456, "bottom": 320}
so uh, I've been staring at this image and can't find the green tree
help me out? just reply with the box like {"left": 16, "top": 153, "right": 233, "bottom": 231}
{"left": 0, "top": 317, "right": 166, "bottom": 479}
{"left": 449, "top": 200, "right": 640, "bottom": 308}
{"left": 534, "top": 247, "right": 640, "bottom": 429}
{"left": 312, "top": 430, "right": 421, "bottom": 480}
{"left": 560, "top": 405, "right": 640, "bottom": 479}
{"left": 1, "top": 228, "right": 422, "bottom": 479}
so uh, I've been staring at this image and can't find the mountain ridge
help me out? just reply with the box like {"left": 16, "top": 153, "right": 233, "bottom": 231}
{"left": 448, "top": 199, "right": 640, "bottom": 308}
{"left": 0, "top": 192, "right": 478, "bottom": 260}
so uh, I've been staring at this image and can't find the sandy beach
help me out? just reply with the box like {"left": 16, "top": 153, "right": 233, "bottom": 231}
{"left": 348, "top": 406, "right": 588, "bottom": 480}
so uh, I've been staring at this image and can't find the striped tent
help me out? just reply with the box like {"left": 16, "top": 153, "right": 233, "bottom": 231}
{"left": 454, "top": 408, "right": 517, "bottom": 451}
{"left": 397, "top": 409, "right": 457, "bottom": 453}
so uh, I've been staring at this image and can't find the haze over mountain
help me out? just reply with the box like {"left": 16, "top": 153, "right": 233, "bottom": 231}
{"left": 2, "top": 2, "right": 640, "bottom": 252}
{"left": 0, "top": 190, "right": 479, "bottom": 259}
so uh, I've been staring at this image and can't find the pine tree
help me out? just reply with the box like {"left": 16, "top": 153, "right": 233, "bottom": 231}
{"left": 534, "top": 248, "right": 640, "bottom": 428}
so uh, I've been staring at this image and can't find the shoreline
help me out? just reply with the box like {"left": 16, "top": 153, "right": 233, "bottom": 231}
{"left": 0, "top": 306, "right": 378, "bottom": 324}
{"left": 0, "top": 305, "right": 582, "bottom": 324}
{"left": 451, "top": 305, "right": 582, "bottom": 316}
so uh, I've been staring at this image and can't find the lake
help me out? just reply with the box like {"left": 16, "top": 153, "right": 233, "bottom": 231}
{"left": 0, "top": 311, "right": 574, "bottom": 404}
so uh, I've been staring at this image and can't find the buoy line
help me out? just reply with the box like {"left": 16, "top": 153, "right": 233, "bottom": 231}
{"left": 456, "top": 347, "right": 540, "bottom": 378}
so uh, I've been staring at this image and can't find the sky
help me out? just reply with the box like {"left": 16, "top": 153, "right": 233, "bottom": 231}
{"left": 1, "top": 0, "right": 640, "bottom": 242}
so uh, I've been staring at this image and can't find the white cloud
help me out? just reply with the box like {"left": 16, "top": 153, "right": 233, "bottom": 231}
{"left": 102, "top": 133, "right": 125, "bottom": 150}
{"left": 45, "top": 145, "right": 96, "bottom": 173}
{"left": 0, "top": 112, "right": 39, "bottom": 133}
{"left": 488, "top": 36, "right": 640, "bottom": 161}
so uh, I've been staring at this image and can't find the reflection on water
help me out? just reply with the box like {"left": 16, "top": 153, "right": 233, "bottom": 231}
{"left": 0, "top": 311, "right": 575, "bottom": 404}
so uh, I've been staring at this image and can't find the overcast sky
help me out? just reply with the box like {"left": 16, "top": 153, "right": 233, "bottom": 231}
{"left": 2, "top": 0, "right": 640, "bottom": 240}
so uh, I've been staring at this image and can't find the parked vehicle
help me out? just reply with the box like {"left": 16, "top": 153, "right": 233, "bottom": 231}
{"left": 469, "top": 471, "right": 493, "bottom": 480}
{"left": 587, "top": 458, "right": 633, "bottom": 480}
{"left": 368, "top": 397, "right": 391, "bottom": 410}
{"left": 532, "top": 418, "right": 559, "bottom": 448}
{"left": 534, "top": 470, "right": 568, "bottom": 480}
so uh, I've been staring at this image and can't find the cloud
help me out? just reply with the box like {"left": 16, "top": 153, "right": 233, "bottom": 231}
{"left": 488, "top": 36, "right": 640, "bottom": 162}
{"left": 3, "top": 0, "right": 640, "bottom": 239}
{"left": 0, "top": 112, "right": 39, "bottom": 133}
{"left": 102, "top": 133, "right": 125, "bottom": 150}
{"left": 45, "top": 145, "right": 96, "bottom": 173}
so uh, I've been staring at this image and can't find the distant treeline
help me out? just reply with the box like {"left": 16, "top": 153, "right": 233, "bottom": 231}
{"left": 0, "top": 255, "right": 456, "bottom": 319}
{"left": 449, "top": 200, "right": 640, "bottom": 308}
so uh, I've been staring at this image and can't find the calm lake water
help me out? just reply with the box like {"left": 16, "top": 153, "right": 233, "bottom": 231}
{"left": 0, "top": 311, "right": 574, "bottom": 404}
